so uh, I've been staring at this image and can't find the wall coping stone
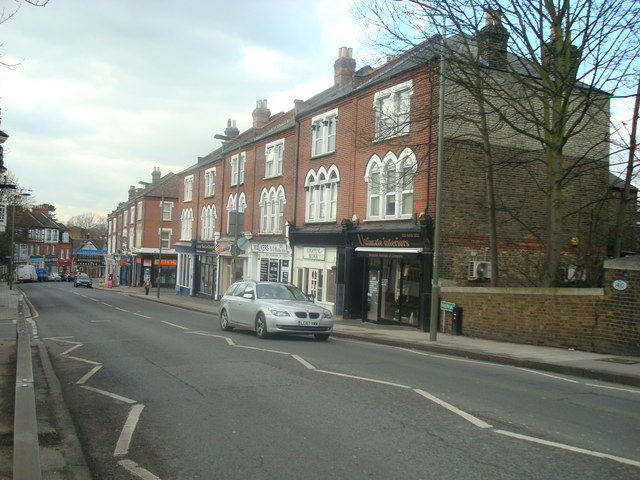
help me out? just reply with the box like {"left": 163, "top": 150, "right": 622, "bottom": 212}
{"left": 440, "top": 286, "right": 604, "bottom": 296}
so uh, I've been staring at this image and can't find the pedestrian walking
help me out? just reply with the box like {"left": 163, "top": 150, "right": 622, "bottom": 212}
{"left": 143, "top": 278, "right": 151, "bottom": 295}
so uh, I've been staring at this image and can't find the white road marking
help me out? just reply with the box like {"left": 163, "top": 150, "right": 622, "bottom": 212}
{"left": 161, "top": 321, "right": 188, "bottom": 330}
{"left": 76, "top": 366, "right": 102, "bottom": 385}
{"left": 80, "top": 385, "right": 137, "bottom": 404}
{"left": 585, "top": 383, "right": 640, "bottom": 394}
{"left": 66, "top": 356, "right": 101, "bottom": 365}
{"left": 116, "top": 308, "right": 129, "bottom": 313}
{"left": 114, "top": 404, "right": 145, "bottom": 457}
{"left": 517, "top": 368, "right": 580, "bottom": 383}
{"left": 134, "top": 313, "right": 152, "bottom": 319}
{"left": 101, "top": 302, "right": 113, "bottom": 307}
{"left": 494, "top": 430, "right": 640, "bottom": 467}
{"left": 292, "top": 354, "right": 316, "bottom": 370}
{"left": 235, "top": 345, "right": 290, "bottom": 355}
{"left": 118, "top": 459, "right": 161, "bottom": 480}
{"left": 414, "top": 388, "right": 493, "bottom": 429}
{"left": 315, "top": 369, "right": 412, "bottom": 389}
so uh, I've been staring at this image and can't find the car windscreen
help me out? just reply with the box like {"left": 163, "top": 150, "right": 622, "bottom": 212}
{"left": 256, "top": 284, "right": 309, "bottom": 301}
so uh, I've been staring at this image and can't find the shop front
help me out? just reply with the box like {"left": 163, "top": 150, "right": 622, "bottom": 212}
{"left": 249, "top": 240, "right": 291, "bottom": 284}
{"left": 195, "top": 242, "right": 218, "bottom": 299}
{"left": 347, "top": 226, "right": 431, "bottom": 328}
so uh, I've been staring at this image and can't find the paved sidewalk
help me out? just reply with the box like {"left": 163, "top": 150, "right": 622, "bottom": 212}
{"left": 104, "top": 283, "right": 640, "bottom": 387}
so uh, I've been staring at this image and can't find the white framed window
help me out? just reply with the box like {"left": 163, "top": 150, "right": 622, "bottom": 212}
{"left": 365, "top": 148, "right": 416, "bottom": 220}
{"left": 123, "top": 210, "right": 128, "bottom": 226}
{"left": 204, "top": 167, "right": 216, "bottom": 197}
{"left": 265, "top": 139, "right": 284, "bottom": 178}
{"left": 137, "top": 201, "right": 143, "bottom": 220}
{"left": 135, "top": 224, "right": 142, "bottom": 248}
{"left": 184, "top": 175, "right": 194, "bottom": 202}
{"left": 311, "top": 109, "right": 338, "bottom": 157}
{"left": 160, "top": 229, "right": 171, "bottom": 249}
{"left": 129, "top": 206, "right": 135, "bottom": 224}
{"left": 159, "top": 201, "right": 173, "bottom": 222}
{"left": 259, "top": 186, "right": 286, "bottom": 234}
{"left": 180, "top": 208, "right": 194, "bottom": 240}
{"left": 304, "top": 165, "right": 340, "bottom": 223}
{"left": 231, "top": 152, "right": 246, "bottom": 186}
{"left": 226, "top": 192, "right": 247, "bottom": 235}
{"left": 201, "top": 204, "right": 217, "bottom": 240}
{"left": 374, "top": 80, "right": 413, "bottom": 140}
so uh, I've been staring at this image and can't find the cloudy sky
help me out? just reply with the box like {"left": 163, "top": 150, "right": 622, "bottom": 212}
{"left": 0, "top": 0, "right": 363, "bottom": 222}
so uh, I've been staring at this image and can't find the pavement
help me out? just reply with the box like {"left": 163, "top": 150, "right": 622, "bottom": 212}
{"left": 1, "top": 280, "right": 639, "bottom": 478}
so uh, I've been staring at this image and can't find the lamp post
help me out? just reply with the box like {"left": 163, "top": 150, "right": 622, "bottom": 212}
{"left": 9, "top": 191, "right": 31, "bottom": 290}
{"left": 214, "top": 133, "right": 242, "bottom": 283}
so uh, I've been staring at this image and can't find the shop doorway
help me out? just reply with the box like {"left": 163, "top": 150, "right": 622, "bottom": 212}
{"left": 365, "top": 257, "right": 421, "bottom": 326}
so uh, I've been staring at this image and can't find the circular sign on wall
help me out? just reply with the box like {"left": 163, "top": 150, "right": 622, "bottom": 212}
{"left": 612, "top": 279, "right": 628, "bottom": 291}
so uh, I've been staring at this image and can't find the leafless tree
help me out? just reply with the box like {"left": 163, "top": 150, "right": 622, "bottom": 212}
{"left": 353, "top": 0, "right": 640, "bottom": 286}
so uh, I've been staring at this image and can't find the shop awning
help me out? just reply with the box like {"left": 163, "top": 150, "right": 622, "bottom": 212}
{"left": 355, "top": 247, "right": 423, "bottom": 254}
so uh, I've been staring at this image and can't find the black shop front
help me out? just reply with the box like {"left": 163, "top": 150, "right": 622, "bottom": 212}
{"left": 345, "top": 224, "right": 432, "bottom": 328}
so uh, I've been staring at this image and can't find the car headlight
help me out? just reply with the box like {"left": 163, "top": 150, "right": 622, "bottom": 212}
{"left": 322, "top": 309, "right": 332, "bottom": 319}
{"left": 268, "top": 308, "right": 290, "bottom": 317}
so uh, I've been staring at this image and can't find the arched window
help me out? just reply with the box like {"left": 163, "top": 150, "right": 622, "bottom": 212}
{"left": 259, "top": 186, "right": 286, "bottom": 234}
{"left": 365, "top": 149, "right": 416, "bottom": 220}
{"left": 304, "top": 165, "right": 340, "bottom": 223}
{"left": 200, "top": 205, "right": 217, "bottom": 240}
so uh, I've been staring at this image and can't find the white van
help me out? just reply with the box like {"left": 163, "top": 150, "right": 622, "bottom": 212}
{"left": 16, "top": 265, "right": 37, "bottom": 283}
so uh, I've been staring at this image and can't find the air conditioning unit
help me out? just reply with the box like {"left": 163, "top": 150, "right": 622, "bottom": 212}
{"left": 468, "top": 261, "right": 491, "bottom": 280}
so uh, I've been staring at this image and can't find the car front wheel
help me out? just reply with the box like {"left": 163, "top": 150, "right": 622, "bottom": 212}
{"left": 220, "top": 309, "right": 233, "bottom": 331}
{"left": 255, "top": 313, "right": 269, "bottom": 339}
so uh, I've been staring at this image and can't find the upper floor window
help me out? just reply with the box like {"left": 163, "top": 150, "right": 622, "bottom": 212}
{"left": 204, "top": 167, "right": 216, "bottom": 197}
{"left": 180, "top": 208, "right": 194, "bottom": 240}
{"left": 160, "top": 229, "right": 171, "bottom": 250}
{"left": 137, "top": 201, "right": 143, "bottom": 220}
{"left": 184, "top": 175, "right": 194, "bottom": 202}
{"left": 365, "top": 149, "right": 416, "bottom": 220}
{"left": 374, "top": 80, "right": 413, "bottom": 140}
{"left": 265, "top": 139, "right": 284, "bottom": 178}
{"left": 259, "top": 186, "right": 286, "bottom": 234}
{"left": 311, "top": 109, "right": 338, "bottom": 157}
{"left": 129, "top": 206, "right": 135, "bottom": 224}
{"left": 231, "top": 152, "right": 246, "bottom": 186}
{"left": 304, "top": 165, "right": 340, "bottom": 223}
{"left": 160, "top": 201, "right": 173, "bottom": 221}
{"left": 201, "top": 204, "right": 217, "bottom": 241}
{"left": 123, "top": 210, "right": 128, "bottom": 226}
{"left": 226, "top": 193, "right": 246, "bottom": 235}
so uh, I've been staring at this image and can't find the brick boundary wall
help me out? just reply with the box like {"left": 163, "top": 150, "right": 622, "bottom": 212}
{"left": 440, "top": 257, "right": 640, "bottom": 357}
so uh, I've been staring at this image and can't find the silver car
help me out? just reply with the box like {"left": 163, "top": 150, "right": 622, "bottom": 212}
{"left": 219, "top": 281, "right": 333, "bottom": 341}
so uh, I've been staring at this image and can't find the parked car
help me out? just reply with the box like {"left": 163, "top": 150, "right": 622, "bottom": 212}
{"left": 219, "top": 281, "right": 333, "bottom": 341}
{"left": 48, "top": 272, "right": 61, "bottom": 282}
{"left": 73, "top": 273, "right": 92, "bottom": 288}
{"left": 66, "top": 272, "right": 78, "bottom": 282}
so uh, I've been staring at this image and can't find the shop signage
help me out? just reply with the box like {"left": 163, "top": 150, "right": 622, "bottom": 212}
{"left": 251, "top": 243, "right": 288, "bottom": 254}
{"left": 303, "top": 247, "right": 325, "bottom": 260}
{"left": 154, "top": 258, "right": 177, "bottom": 266}
{"left": 355, "top": 231, "right": 422, "bottom": 248}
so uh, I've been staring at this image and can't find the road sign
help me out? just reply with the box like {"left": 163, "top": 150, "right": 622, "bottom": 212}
{"left": 440, "top": 301, "right": 455, "bottom": 312}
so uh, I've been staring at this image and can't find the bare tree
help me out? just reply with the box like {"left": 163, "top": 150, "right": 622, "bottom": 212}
{"left": 354, "top": 0, "right": 640, "bottom": 286}
{"left": 66, "top": 212, "right": 107, "bottom": 235}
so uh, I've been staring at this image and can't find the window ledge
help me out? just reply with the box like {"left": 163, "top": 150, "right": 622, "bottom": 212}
{"left": 310, "top": 151, "right": 336, "bottom": 160}
{"left": 373, "top": 132, "right": 410, "bottom": 143}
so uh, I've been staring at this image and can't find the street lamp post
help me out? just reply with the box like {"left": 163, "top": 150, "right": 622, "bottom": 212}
{"left": 214, "top": 133, "right": 242, "bottom": 283}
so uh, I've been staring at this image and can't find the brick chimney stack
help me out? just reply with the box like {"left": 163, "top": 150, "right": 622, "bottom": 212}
{"left": 128, "top": 185, "right": 136, "bottom": 199}
{"left": 152, "top": 167, "right": 161, "bottom": 184}
{"left": 334, "top": 46, "right": 356, "bottom": 87}
{"left": 252, "top": 99, "right": 271, "bottom": 129}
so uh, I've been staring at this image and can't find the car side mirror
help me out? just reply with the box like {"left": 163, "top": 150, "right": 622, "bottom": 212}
{"left": 243, "top": 292, "right": 255, "bottom": 300}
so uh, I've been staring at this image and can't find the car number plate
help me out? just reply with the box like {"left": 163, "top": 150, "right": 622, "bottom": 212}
{"left": 298, "top": 320, "right": 319, "bottom": 327}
